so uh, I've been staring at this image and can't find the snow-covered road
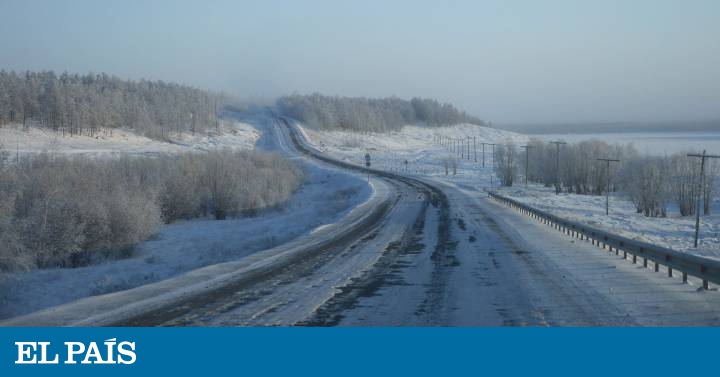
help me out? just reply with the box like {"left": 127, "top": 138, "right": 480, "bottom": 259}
{"left": 124, "top": 114, "right": 720, "bottom": 327}
{"left": 336, "top": 180, "right": 720, "bottom": 326}
{"left": 6, "top": 111, "right": 720, "bottom": 326}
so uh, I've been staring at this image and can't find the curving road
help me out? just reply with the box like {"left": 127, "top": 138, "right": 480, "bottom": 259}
{"left": 122, "top": 113, "right": 720, "bottom": 327}
{"left": 6, "top": 110, "right": 720, "bottom": 327}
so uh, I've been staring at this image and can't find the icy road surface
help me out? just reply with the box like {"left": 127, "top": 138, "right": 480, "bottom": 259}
{"left": 6, "top": 111, "right": 720, "bottom": 326}
{"left": 121, "top": 114, "right": 720, "bottom": 326}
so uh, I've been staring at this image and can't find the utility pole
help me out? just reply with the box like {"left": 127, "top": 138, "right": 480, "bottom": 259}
{"left": 597, "top": 158, "right": 620, "bottom": 216}
{"left": 466, "top": 136, "right": 471, "bottom": 160}
{"left": 520, "top": 145, "right": 535, "bottom": 186}
{"left": 549, "top": 141, "right": 567, "bottom": 195}
{"left": 473, "top": 136, "right": 477, "bottom": 163}
{"left": 480, "top": 143, "right": 497, "bottom": 167}
{"left": 481, "top": 142, "right": 498, "bottom": 170}
{"left": 481, "top": 142, "right": 487, "bottom": 167}
{"left": 687, "top": 150, "right": 720, "bottom": 248}
{"left": 487, "top": 143, "right": 497, "bottom": 187}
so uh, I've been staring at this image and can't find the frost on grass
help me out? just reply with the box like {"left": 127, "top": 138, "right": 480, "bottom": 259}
{"left": 0, "top": 148, "right": 304, "bottom": 272}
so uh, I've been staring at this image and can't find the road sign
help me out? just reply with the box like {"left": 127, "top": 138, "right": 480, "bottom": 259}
{"left": 365, "top": 153, "right": 371, "bottom": 167}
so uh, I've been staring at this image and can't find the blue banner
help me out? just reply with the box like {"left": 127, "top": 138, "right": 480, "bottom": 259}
{"left": 1, "top": 328, "right": 714, "bottom": 376}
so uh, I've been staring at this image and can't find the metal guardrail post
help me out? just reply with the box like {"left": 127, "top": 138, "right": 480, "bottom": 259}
{"left": 488, "top": 191, "right": 720, "bottom": 290}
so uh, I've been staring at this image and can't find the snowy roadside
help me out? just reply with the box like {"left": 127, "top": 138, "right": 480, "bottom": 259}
{"left": 300, "top": 123, "right": 720, "bottom": 259}
{"left": 0, "top": 164, "right": 371, "bottom": 319}
{"left": 494, "top": 185, "right": 720, "bottom": 258}
{"left": 300, "top": 123, "right": 528, "bottom": 171}
{"left": 0, "top": 114, "right": 374, "bottom": 320}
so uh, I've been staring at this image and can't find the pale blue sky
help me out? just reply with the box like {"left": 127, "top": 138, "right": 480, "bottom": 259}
{"left": 1, "top": 0, "right": 719, "bottom": 124}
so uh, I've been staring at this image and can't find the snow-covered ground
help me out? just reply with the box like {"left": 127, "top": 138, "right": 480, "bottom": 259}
{"left": 0, "top": 120, "right": 259, "bottom": 157}
{"left": 300, "top": 123, "right": 720, "bottom": 258}
{"left": 301, "top": 123, "right": 528, "bottom": 172}
{"left": 496, "top": 185, "right": 720, "bottom": 258}
{"left": 0, "top": 164, "right": 371, "bottom": 319}
{"left": 0, "top": 111, "right": 373, "bottom": 320}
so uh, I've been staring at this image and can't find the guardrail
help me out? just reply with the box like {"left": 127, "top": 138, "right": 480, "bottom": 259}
{"left": 488, "top": 191, "right": 720, "bottom": 290}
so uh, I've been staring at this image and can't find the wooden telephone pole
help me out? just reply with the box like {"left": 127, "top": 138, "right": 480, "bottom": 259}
{"left": 549, "top": 141, "right": 567, "bottom": 195}
{"left": 597, "top": 158, "right": 620, "bottom": 215}
{"left": 520, "top": 145, "right": 535, "bottom": 186}
{"left": 473, "top": 136, "right": 477, "bottom": 163}
{"left": 486, "top": 143, "right": 497, "bottom": 187}
{"left": 687, "top": 150, "right": 720, "bottom": 247}
{"left": 481, "top": 143, "right": 486, "bottom": 167}
{"left": 466, "top": 136, "right": 471, "bottom": 160}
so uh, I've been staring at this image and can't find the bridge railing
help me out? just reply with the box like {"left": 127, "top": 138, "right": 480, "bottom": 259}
{"left": 488, "top": 191, "right": 720, "bottom": 290}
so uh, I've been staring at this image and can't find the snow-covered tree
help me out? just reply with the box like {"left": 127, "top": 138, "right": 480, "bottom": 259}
{"left": 0, "top": 70, "right": 234, "bottom": 139}
{"left": 277, "top": 93, "right": 486, "bottom": 132}
{"left": 494, "top": 141, "right": 518, "bottom": 187}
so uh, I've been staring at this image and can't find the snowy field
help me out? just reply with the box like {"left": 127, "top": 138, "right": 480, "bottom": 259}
{"left": 0, "top": 120, "right": 259, "bottom": 157}
{"left": 533, "top": 131, "right": 720, "bottom": 156}
{"left": 301, "top": 123, "right": 720, "bottom": 258}
{"left": 300, "top": 123, "right": 528, "bottom": 171}
{"left": 0, "top": 113, "right": 373, "bottom": 319}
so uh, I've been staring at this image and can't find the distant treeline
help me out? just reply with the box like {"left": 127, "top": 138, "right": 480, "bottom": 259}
{"left": 0, "top": 70, "right": 234, "bottom": 139}
{"left": 502, "top": 120, "right": 720, "bottom": 134}
{"left": 277, "top": 93, "right": 486, "bottom": 132}
{"left": 492, "top": 138, "right": 718, "bottom": 218}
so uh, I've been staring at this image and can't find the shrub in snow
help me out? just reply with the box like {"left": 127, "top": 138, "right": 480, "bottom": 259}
{"left": 0, "top": 146, "right": 304, "bottom": 272}
{"left": 494, "top": 141, "right": 518, "bottom": 187}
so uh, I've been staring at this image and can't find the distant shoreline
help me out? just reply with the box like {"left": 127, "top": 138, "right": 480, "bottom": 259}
{"left": 498, "top": 120, "right": 720, "bottom": 135}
